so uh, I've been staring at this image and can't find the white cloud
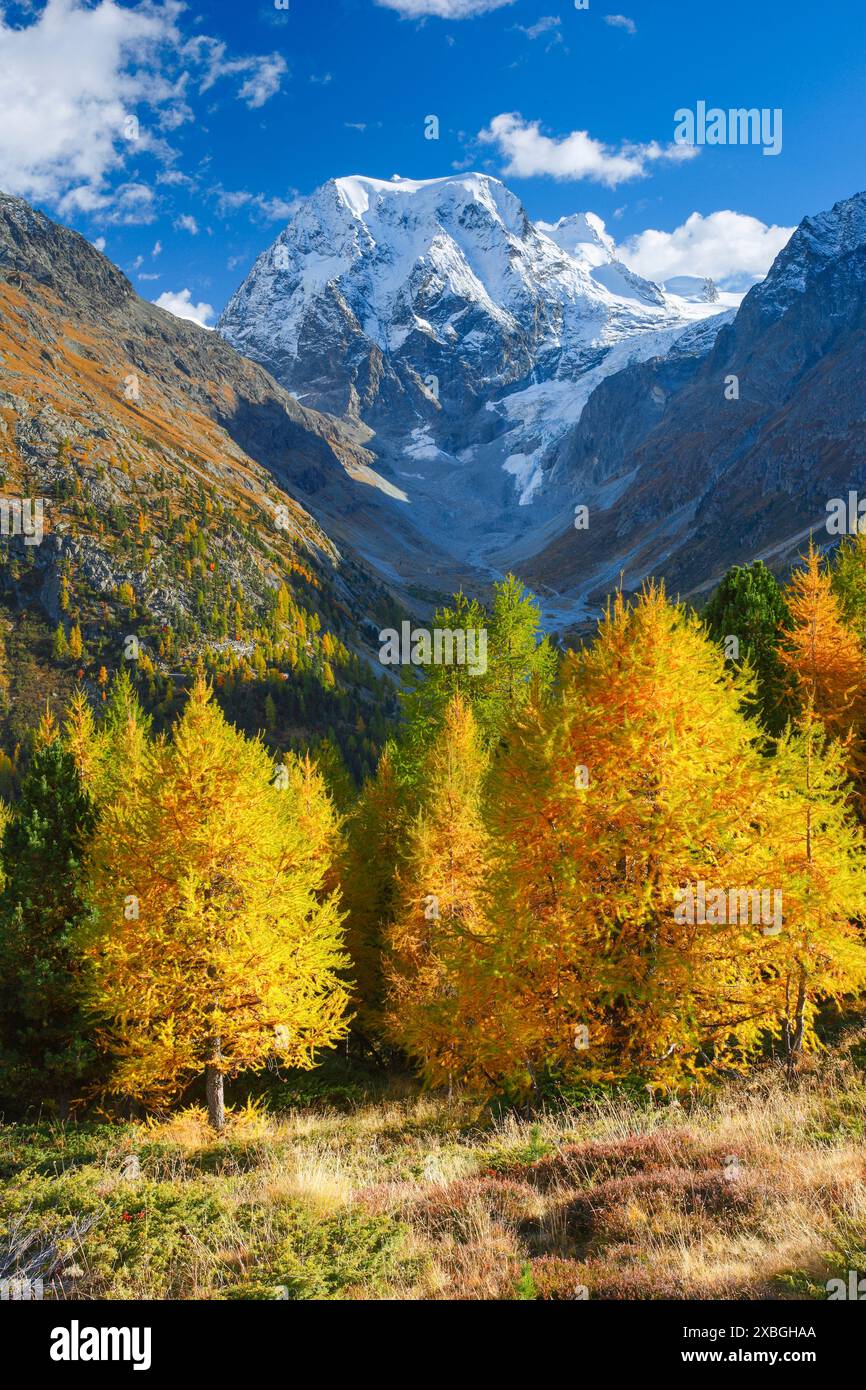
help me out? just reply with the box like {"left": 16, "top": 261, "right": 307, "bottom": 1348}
{"left": 375, "top": 0, "right": 516, "bottom": 16}
{"left": 103, "top": 181, "right": 156, "bottom": 224}
{"left": 516, "top": 15, "right": 560, "bottom": 39}
{"left": 153, "top": 288, "right": 214, "bottom": 328}
{"left": 0, "top": 0, "right": 288, "bottom": 215}
{"left": 605, "top": 14, "right": 636, "bottom": 35}
{"left": 618, "top": 210, "right": 796, "bottom": 290}
{"left": 478, "top": 113, "right": 698, "bottom": 187}
{"left": 256, "top": 194, "right": 300, "bottom": 221}
{"left": 214, "top": 190, "right": 253, "bottom": 213}
{"left": 187, "top": 37, "right": 286, "bottom": 109}
{"left": 0, "top": 0, "right": 182, "bottom": 212}
{"left": 152, "top": 239, "right": 162, "bottom": 256}
{"left": 210, "top": 188, "right": 299, "bottom": 221}
{"left": 237, "top": 54, "right": 286, "bottom": 108}
{"left": 174, "top": 214, "right": 199, "bottom": 234}
{"left": 92, "top": 236, "right": 106, "bottom": 252}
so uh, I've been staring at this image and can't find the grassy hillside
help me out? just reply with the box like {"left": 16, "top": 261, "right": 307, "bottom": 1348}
{"left": 3, "top": 1051, "right": 865, "bottom": 1302}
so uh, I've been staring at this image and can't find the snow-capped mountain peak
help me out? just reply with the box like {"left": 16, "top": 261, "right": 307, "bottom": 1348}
{"left": 538, "top": 209, "right": 666, "bottom": 308}
{"left": 537, "top": 210, "right": 616, "bottom": 267}
{"left": 216, "top": 172, "right": 730, "bottom": 568}
{"left": 744, "top": 189, "right": 866, "bottom": 325}
{"left": 218, "top": 171, "right": 713, "bottom": 415}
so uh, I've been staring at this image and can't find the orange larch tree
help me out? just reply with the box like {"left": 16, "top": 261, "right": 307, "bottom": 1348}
{"left": 491, "top": 586, "right": 784, "bottom": 1090}
{"left": 778, "top": 541, "right": 866, "bottom": 764}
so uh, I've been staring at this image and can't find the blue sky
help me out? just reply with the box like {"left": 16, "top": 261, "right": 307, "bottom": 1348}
{"left": 1, "top": 0, "right": 865, "bottom": 323}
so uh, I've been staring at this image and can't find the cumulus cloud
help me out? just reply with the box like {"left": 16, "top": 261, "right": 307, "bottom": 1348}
{"left": 103, "top": 182, "right": 157, "bottom": 224}
{"left": 479, "top": 113, "right": 698, "bottom": 188}
{"left": 174, "top": 214, "right": 199, "bottom": 234}
{"left": 375, "top": 0, "right": 516, "bottom": 17}
{"left": 0, "top": 0, "right": 180, "bottom": 214}
{"left": 257, "top": 194, "right": 300, "bottom": 221}
{"left": 604, "top": 14, "right": 636, "bottom": 35}
{"left": 153, "top": 288, "right": 214, "bottom": 328}
{"left": 618, "top": 210, "right": 796, "bottom": 290}
{"left": 0, "top": 0, "right": 287, "bottom": 216}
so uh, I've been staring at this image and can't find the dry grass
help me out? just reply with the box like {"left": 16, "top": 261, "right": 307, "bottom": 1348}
{"left": 3, "top": 1056, "right": 865, "bottom": 1299}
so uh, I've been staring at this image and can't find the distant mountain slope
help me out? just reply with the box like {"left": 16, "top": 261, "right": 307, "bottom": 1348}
{"left": 8, "top": 181, "right": 861, "bottom": 662}
{"left": 525, "top": 190, "right": 866, "bottom": 617}
{"left": 0, "top": 192, "right": 403, "bottom": 766}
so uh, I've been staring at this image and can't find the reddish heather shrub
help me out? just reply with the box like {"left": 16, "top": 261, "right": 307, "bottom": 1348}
{"left": 561, "top": 1168, "right": 768, "bottom": 1245}
{"left": 408, "top": 1177, "right": 538, "bottom": 1240}
{"left": 496, "top": 1130, "right": 706, "bottom": 1191}
{"left": 529, "top": 1256, "right": 591, "bottom": 1300}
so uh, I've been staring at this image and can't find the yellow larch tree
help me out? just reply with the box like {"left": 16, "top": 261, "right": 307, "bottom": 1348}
{"left": 779, "top": 541, "right": 866, "bottom": 765}
{"left": 81, "top": 678, "right": 349, "bottom": 1130}
{"left": 384, "top": 695, "right": 499, "bottom": 1088}
{"left": 762, "top": 709, "right": 866, "bottom": 1073}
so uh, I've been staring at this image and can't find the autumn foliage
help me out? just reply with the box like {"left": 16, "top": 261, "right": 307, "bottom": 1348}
{"left": 3, "top": 555, "right": 866, "bottom": 1124}
{"left": 80, "top": 678, "right": 349, "bottom": 1127}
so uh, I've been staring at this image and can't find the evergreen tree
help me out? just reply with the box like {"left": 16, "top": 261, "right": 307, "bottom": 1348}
{"left": 0, "top": 732, "right": 97, "bottom": 1113}
{"left": 312, "top": 735, "right": 356, "bottom": 814}
{"left": 476, "top": 574, "right": 557, "bottom": 744}
{"left": 702, "top": 560, "right": 792, "bottom": 734}
{"left": 340, "top": 744, "right": 405, "bottom": 1040}
{"left": 398, "top": 590, "right": 487, "bottom": 771}
{"left": 831, "top": 528, "right": 866, "bottom": 636}
{"left": 397, "top": 575, "right": 555, "bottom": 785}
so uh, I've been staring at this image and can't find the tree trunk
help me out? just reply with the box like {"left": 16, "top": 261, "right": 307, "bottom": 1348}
{"left": 786, "top": 969, "right": 807, "bottom": 1081}
{"left": 206, "top": 1038, "right": 225, "bottom": 1133}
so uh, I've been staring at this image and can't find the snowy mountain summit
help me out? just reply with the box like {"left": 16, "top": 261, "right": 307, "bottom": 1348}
{"left": 218, "top": 173, "right": 721, "bottom": 421}
{"left": 217, "top": 173, "right": 729, "bottom": 576}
